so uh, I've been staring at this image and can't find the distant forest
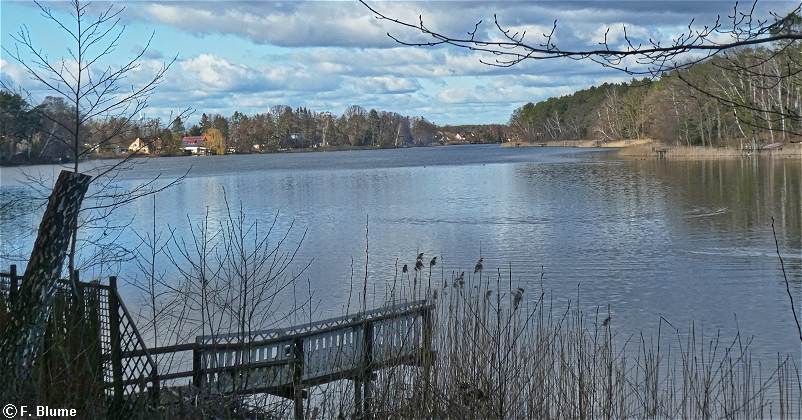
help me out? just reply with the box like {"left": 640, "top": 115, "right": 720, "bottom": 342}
{"left": 508, "top": 43, "right": 802, "bottom": 148}
{"left": 0, "top": 95, "right": 504, "bottom": 164}
{"left": 4, "top": 40, "right": 801, "bottom": 164}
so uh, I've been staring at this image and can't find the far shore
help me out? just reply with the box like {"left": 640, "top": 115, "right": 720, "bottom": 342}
{"left": 503, "top": 138, "right": 802, "bottom": 159}
{"left": 6, "top": 139, "right": 800, "bottom": 168}
{"left": 1, "top": 141, "right": 491, "bottom": 167}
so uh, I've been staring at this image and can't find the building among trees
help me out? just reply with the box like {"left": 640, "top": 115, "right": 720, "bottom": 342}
{"left": 127, "top": 138, "right": 151, "bottom": 155}
{"left": 181, "top": 135, "right": 209, "bottom": 155}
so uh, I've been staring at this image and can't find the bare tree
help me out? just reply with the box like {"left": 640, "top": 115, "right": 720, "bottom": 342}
{"left": 3, "top": 0, "right": 191, "bottom": 281}
{"left": 362, "top": 0, "right": 802, "bottom": 140}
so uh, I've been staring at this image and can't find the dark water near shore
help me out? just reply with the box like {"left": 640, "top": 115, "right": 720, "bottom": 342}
{"left": 1, "top": 144, "right": 800, "bottom": 361}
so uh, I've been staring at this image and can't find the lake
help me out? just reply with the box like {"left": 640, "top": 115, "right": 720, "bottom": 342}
{"left": 1, "top": 144, "right": 800, "bottom": 362}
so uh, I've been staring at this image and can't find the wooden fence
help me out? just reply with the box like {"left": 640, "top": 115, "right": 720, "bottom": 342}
{"left": 138, "top": 300, "right": 434, "bottom": 419}
{"left": 1, "top": 264, "right": 435, "bottom": 419}
{"left": 0, "top": 265, "right": 159, "bottom": 418}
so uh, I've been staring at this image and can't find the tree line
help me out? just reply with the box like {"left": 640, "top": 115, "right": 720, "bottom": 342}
{"left": 182, "top": 106, "right": 441, "bottom": 154}
{"left": 509, "top": 42, "right": 802, "bottom": 149}
{"left": 0, "top": 96, "right": 509, "bottom": 164}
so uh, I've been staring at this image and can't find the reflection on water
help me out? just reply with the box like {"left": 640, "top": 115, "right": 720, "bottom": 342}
{"left": 0, "top": 145, "right": 799, "bottom": 362}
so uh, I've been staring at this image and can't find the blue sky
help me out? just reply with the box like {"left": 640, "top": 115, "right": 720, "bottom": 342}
{"left": 1, "top": 1, "right": 797, "bottom": 125}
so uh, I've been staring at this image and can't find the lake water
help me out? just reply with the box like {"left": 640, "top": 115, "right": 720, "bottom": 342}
{"left": 1, "top": 144, "right": 800, "bottom": 362}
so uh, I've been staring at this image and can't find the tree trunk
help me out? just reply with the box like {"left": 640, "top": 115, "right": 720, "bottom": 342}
{"left": 0, "top": 170, "right": 92, "bottom": 398}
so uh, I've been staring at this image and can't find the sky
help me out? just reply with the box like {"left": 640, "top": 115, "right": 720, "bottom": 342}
{"left": 1, "top": 1, "right": 797, "bottom": 125}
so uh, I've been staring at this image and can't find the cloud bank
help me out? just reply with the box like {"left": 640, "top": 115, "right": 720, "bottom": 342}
{"left": 2, "top": 0, "right": 796, "bottom": 124}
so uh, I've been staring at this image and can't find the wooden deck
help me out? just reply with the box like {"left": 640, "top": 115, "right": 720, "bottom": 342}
{"left": 1, "top": 265, "right": 435, "bottom": 419}
{"left": 136, "top": 300, "right": 434, "bottom": 418}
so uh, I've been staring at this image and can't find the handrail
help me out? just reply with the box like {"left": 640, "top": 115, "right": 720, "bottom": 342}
{"left": 198, "top": 300, "right": 431, "bottom": 345}
{"left": 134, "top": 300, "right": 433, "bottom": 358}
{"left": 2, "top": 265, "right": 435, "bottom": 420}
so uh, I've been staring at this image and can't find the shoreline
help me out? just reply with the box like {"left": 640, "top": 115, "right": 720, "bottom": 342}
{"left": 4, "top": 140, "right": 800, "bottom": 168}
{"left": 503, "top": 139, "right": 802, "bottom": 159}
{"left": 0, "top": 141, "right": 494, "bottom": 168}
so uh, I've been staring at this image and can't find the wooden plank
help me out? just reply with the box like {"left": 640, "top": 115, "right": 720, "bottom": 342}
{"left": 291, "top": 338, "right": 304, "bottom": 420}
{"left": 9, "top": 265, "right": 17, "bottom": 307}
{"left": 109, "top": 276, "right": 124, "bottom": 408}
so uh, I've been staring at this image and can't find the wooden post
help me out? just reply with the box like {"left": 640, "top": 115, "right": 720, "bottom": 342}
{"left": 108, "top": 276, "right": 124, "bottom": 408}
{"left": 291, "top": 338, "right": 304, "bottom": 420}
{"left": 421, "top": 307, "right": 433, "bottom": 412}
{"left": 87, "top": 281, "right": 105, "bottom": 391}
{"left": 192, "top": 344, "right": 202, "bottom": 388}
{"left": 150, "top": 367, "right": 160, "bottom": 407}
{"left": 354, "top": 378, "right": 362, "bottom": 418}
{"left": 0, "top": 170, "right": 91, "bottom": 393}
{"left": 8, "top": 264, "right": 18, "bottom": 307}
{"left": 362, "top": 320, "right": 374, "bottom": 419}
{"left": 71, "top": 270, "right": 83, "bottom": 315}
{"left": 353, "top": 325, "right": 363, "bottom": 419}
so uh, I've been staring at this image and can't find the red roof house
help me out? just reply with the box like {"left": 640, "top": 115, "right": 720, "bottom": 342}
{"left": 182, "top": 136, "right": 206, "bottom": 146}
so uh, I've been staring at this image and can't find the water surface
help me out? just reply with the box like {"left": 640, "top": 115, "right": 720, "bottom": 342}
{"left": 1, "top": 145, "right": 799, "bottom": 361}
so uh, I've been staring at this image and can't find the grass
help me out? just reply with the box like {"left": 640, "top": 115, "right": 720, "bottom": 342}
{"left": 617, "top": 143, "right": 802, "bottom": 159}
{"left": 265, "top": 265, "right": 802, "bottom": 420}
{"left": 502, "top": 137, "right": 802, "bottom": 160}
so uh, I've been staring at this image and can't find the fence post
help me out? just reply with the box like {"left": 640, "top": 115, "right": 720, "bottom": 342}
{"left": 72, "top": 270, "right": 83, "bottom": 313}
{"left": 362, "top": 320, "right": 374, "bottom": 419}
{"left": 8, "top": 264, "right": 17, "bottom": 307}
{"left": 421, "top": 306, "right": 433, "bottom": 412}
{"left": 192, "top": 344, "right": 202, "bottom": 388}
{"left": 150, "top": 366, "right": 160, "bottom": 407}
{"left": 108, "top": 276, "right": 124, "bottom": 409}
{"left": 353, "top": 325, "right": 363, "bottom": 419}
{"left": 291, "top": 338, "right": 304, "bottom": 420}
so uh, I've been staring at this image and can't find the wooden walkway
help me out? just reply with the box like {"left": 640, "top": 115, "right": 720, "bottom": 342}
{"left": 1, "top": 265, "right": 435, "bottom": 419}
{"left": 143, "top": 300, "right": 434, "bottom": 418}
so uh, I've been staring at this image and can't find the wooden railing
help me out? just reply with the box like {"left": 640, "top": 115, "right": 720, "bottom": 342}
{"left": 0, "top": 265, "right": 159, "bottom": 418}
{"left": 2, "top": 264, "right": 435, "bottom": 419}
{"left": 144, "top": 300, "right": 435, "bottom": 419}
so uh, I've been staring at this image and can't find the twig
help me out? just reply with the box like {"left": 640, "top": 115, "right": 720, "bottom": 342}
{"left": 771, "top": 217, "right": 802, "bottom": 342}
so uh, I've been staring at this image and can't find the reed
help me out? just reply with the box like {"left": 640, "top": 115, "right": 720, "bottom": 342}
{"left": 616, "top": 143, "right": 802, "bottom": 159}
{"left": 299, "top": 265, "right": 801, "bottom": 420}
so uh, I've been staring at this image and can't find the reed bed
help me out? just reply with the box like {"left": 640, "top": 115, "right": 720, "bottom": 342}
{"left": 296, "top": 266, "right": 802, "bottom": 420}
{"left": 616, "top": 143, "right": 802, "bottom": 159}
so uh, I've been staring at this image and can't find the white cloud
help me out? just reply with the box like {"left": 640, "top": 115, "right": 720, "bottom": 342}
{"left": 140, "top": 2, "right": 395, "bottom": 48}
{"left": 353, "top": 76, "right": 421, "bottom": 94}
{"left": 0, "top": 59, "right": 29, "bottom": 87}
{"left": 8, "top": 0, "right": 796, "bottom": 125}
{"left": 180, "top": 54, "right": 264, "bottom": 91}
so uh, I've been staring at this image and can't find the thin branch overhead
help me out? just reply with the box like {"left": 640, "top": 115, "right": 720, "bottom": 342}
{"left": 360, "top": 0, "right": 802, "bottom": 75}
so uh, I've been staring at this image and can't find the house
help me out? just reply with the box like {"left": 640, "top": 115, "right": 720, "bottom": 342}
{"left": 181, "top": 135, "right": 209, "bottom": 155}
{"left": 128, "top": 138, "right": 151, "bottom": 154}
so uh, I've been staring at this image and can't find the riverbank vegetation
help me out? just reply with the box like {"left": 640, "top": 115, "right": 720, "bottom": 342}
{"left": 0, "top": 92, "right": 503, "bottom": 165}
{"left": 340, "top": 272, "right": 802, "bottom": 419}
{"left": 508, "top": 42, "right": 802, "bottom": 152}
